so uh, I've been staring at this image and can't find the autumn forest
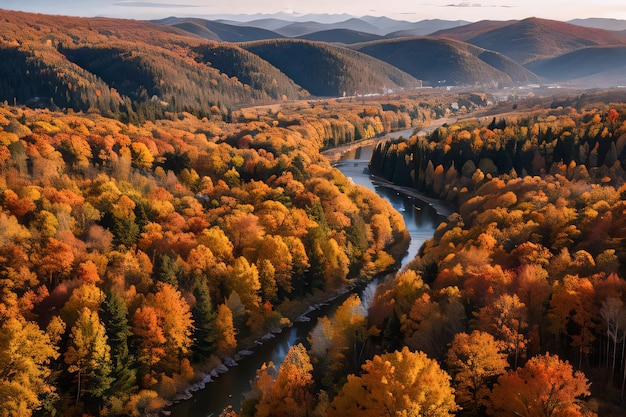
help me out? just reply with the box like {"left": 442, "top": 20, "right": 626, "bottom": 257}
{"left": 2, "top": 7, "right": 626, "bottom": 417}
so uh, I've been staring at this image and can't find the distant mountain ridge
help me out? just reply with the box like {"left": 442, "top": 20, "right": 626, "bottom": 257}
{"left": 435, "top": 17, "right": 626, "bottom": 64}
{"left": 569, "top": 18, "right": 626, "bottom": 32}
{"left": 159, "top": 15, "right": 473, "bottom": 39}
{"left": 525, "top": 46, "right": 626, "bottom": 83}
{"left": 154, "top": 17, "right": 285, "bottom": 42}
{"left": 275, "top": 18, "right": 383, "bottom": 37}
{"left": 1, "top": 7, "right": 626, "bottom": 121}
{"left": 351, "top": 37, "right": 540, "bottom": 86}
{"left": 297, "top": 29, "right": 383, "bottom": 44}
{"left": 158, "top": 15, "right": 626, "bottom": 87}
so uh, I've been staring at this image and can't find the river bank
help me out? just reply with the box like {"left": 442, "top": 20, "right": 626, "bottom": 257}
{"left": 370, "top": 174, "right": 456, "bottom": 218}
{"left": 166, "top": 266, "right": 404, "bottom": 416}
{"left": 325, "top": 127, "right": 457, "bottom": 218}
{"left": 167, "top": 127, "right": 446, "bottom": 417}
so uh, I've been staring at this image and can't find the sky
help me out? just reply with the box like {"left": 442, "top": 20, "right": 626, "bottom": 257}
{"left": 2, "top": 0, "right": 626, "bottom": 22}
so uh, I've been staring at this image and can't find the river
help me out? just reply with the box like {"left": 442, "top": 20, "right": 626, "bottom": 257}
{"left": 169, "top": 136, "right": 447, "bottom": 417}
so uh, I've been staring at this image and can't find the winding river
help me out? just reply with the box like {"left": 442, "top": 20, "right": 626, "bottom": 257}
{"left": 169, "top": 133, "right": 448, "bottom": 417}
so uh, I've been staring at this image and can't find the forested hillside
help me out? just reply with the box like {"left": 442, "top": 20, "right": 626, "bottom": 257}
{"left": 0, "top": 97, "right": 425, "bottom": 416}
{"left": 0, "top": 9, "right": 422, "bottom": 123}
{"left": 354, "top": 93, "right": 626, "bottom": 417}
{"left": 0, "top": 61, "right": 498, "bottom": 414}
{"left": 5, "top": 7, "right": 626, "bottom": 417}
{"left": 352, "top": 37, "right": 540, "bottom": 86}
{"left": 240, "top": 39, "right": 421, "bottom": 97}
{"left": 0, "top": 10, "right": 310, "bottom": 121}
{"left": 370, "top": 92, "right": 626, "bottom": 204}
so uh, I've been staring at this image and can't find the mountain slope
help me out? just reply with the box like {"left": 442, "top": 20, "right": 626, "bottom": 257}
{"left": 297, "top": 29, "right": 384, "bottom": 44}
{"left": 154, "top": 17, "right": 221, "bottom": 41}
{"left": 156, "top": 17, "right": 284, "bottom": 42}
{"left": 275, "top": 18, "right": 383, "bottom": 37}
{"left": 569, "top": 18, "right": 626, "bottom": 32}
{"left": 358, "top": 16, "right": 417, "bottom": 34}
{"left": 385, "top": 19, "right": 472, "bottom": 37}
{"left": 430, "top": 20, "right": 513, "bottom": 41}
{"left": 216, "top": 18, "right": 294, "bottom": 31}
{"left": 352, "top": 37, "right": 540, "bottom": 86}
{"left": 191, "top": 43, "right": 308, "bottom": 98}
{"left": 463, "top": 17, "right": 626, "bottom": 64}
{"left": 525, "top": 46, "right": 626, "bottom": 85}
{"left": 240, "top": 39, "right": 421, "bottom": 96}
{"left": 0, "top": 9, "right": 305, "bottom": 120}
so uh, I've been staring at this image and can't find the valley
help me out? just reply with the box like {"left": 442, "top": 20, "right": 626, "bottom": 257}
{"left": 2, "top": 6, "right": 626, "bottom": 417}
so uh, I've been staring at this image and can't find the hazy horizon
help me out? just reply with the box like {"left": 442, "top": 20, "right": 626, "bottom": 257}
{"left": 2, "top": 0, "right": 626, "bottom": 23}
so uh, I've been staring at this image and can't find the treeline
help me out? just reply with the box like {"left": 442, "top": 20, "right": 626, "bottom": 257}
{"left": 370, "top": 103, "right": 626, "bottom": 206}
{"left": 235, "top": 92, "right": 491, "bottom": 149}
{"left": 0, "top": 103, "right": 410, "bottom": 416}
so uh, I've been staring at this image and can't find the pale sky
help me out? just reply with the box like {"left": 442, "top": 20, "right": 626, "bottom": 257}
{"left": 2, "top": 0, "right": 626, "bottom": 22}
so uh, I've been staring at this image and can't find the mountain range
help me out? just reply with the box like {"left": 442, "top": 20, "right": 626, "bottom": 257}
{"left": 0, "top": 9, "right": 625, "bottom": 121}
{"left": 142, "top": 14, "right": 626, "bottom": 88}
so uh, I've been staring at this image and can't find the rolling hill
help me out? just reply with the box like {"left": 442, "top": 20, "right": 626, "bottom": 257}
{"left": 429, "top": 20, "right": 513, "bottom": 41}
{"left": 352, "top": 37, "right": 540, "bottom": 86}
{"left": 385, "top": 19, "right": 472, "bottom": 37}
{"left": 155, "top": 17, "right": 284, "bottom": 42}
{"left": 213, "top": 15, "right": 471, "bottom": 38}
{"left": 274, "top": 18, "right": 383, "bottom": 37}
{"left": 358, "top": 16, "right": 420, "bottom": 34}
{"left": 191, "top": 43, "right": 308, "bottom": 98}
{"left": 0, "top": 9, "right": 306, "bottom": 120}
{"left": 297, "top": 29, "right": 384, "bottom": 44}
{"left": 525, "top": 46, "right": 626, "bottom": 85}
{"left": 217, "top": 17, "right": 295, "bottom": 31}
{"left": 4, "top": 7, "right": 626, "bottom": 119}
{"left": 240, "top": 39, "right": 421, "bottom": 96}
{"left": 435, "top": 17, "right": 626, "bottom": 64}
{"left": 568, "top": 18, "right": 626, "bottom": 32}
{"left": 153, "top": 17, "right": 221, "bottom": 41}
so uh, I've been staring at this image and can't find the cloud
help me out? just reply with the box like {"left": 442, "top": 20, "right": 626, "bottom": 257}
{"left": 443, "top": 2, "right": 517, "bottom": 7}
{"left": 114, "top": 1, "right": 199, "bottom": 8}
{"left": 445, "top": 2, "right": 483, "bottom": 7}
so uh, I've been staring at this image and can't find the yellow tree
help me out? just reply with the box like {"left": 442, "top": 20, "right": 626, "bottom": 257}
{"left": 215, "top": 303, "right": 237, "bottom": 356}
{"left": 489, "top": 353, "right": 595, "bottom": 417}
{"left": 254, "top": 344, "right": 315, "bottom": 417}
{"left": 229, "top": 257, "right": 261, "bottom": 312}
{"left": 446, "top": 330, "right": 508, "bottom": 415}
{"left": 0, "top": 317, "right": 59, "bottom": 417}
{"left": 130, "top": 142, "right": 154, "bottom": 170}
{"left": 332, "top": 346, "right": 457, "bottom": 417}
{"left": 60, "top": 283, "right": 105, "bottom": 328}
{"left": 321, "top": 238, "right": 350, "bottom": 290}
{"left": 255, "top": 235, "right": 293, "bottom": 295}
{"left": 197, "top": 227, "right": 234, "bottom": 263}
{"left": 149, "top": 283, "right": 194, "bottom": 373}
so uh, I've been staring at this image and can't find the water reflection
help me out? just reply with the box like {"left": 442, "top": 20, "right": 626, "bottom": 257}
{"left": 334, "top": 147, "right": 441, "bottom": 265}
{"left": 169, "top": 142, "right": 442, "bottom": 417}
